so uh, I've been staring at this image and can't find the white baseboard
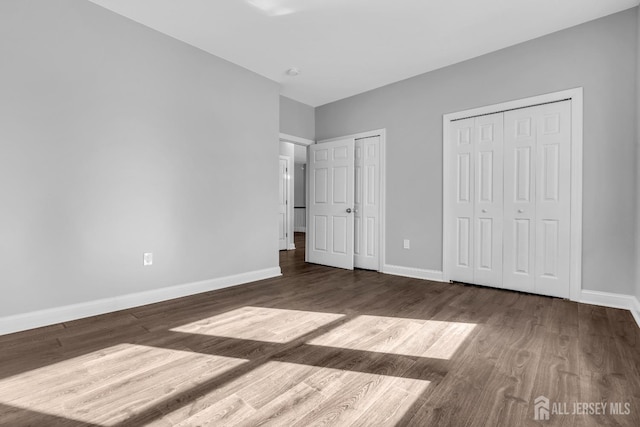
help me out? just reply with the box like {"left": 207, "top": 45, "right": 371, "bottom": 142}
{"left": 632, "top": 297, "right": 640, "bottom": 328}
{"left": 382, "top": 265, "right": 445, "bottom": 282}
{"left": 0, "top": 267, "right": 282, "bottom": 336}
{"left": 294, "top": 227, "right": 306, "bottom": 233}
{"left": 580, "top": 290, "right": 640, "bottom": 328}
{"left": 288, "top": 243, "right": 296, "bottom": 250}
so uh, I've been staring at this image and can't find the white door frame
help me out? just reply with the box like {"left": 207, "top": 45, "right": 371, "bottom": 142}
{"left": 279, "top": 133, "right": 314, "bottom": 249}
{"left": 280, "top": 133, "right": 314, "bottom": 147}
{"left": 442, "top": 88, "right": 583, "bottom": 301}
{"left": 312, "top": 129, "right": 387, "bottom": 271}
{"left": 278, "top": 154, "right": 294, "bottom": 250}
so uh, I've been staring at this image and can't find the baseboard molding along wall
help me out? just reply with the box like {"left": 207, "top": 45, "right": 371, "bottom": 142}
{"left": 0, "top": 267, "right": 282, "bottom": 336}
{"left": 382, "top": 264, "right": 445, "bottom": 282}
{"left": 382, "top": 266, "right": 640, "bottom": 328}
{"left": 4, "top": 266, "right": 639, "bottom": 335}
{"left": 580, "top": 290, "right": 640, "bottom": 328}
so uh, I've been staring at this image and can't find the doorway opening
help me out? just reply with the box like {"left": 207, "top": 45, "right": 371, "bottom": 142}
{"left": 279, "top": 133, "right": 314, "bottom": 272}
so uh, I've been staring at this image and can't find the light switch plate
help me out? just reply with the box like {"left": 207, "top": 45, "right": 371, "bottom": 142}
{"left": 403, "top": 239, "right": 410, "bottom": 249}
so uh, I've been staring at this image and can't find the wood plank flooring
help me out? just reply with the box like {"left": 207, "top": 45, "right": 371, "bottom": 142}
{"left": 1, "top": 232, "right": 639, "bottom": 426}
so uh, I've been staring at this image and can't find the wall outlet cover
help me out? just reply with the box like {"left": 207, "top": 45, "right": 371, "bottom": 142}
{"left": 143, "top": 252, "right": 153, "bottom": 266}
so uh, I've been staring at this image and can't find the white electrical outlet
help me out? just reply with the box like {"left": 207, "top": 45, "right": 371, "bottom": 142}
{"left": 143, "top": 252, "right": 153, "bottom": 266}
{"left": 403, "top": 239, "right": 410, "bottom": 249}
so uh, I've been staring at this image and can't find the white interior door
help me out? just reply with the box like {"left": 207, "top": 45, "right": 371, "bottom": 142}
{"left": 446, "top": 91, "right": 579, "bottom": 300}
{"left": 307, "top": 139, "right": 355, "bottom": 269}
{"left": 503, "top": 100, "right": 571, "bottom": 298}
{"left": 534, "top": 101, "right": 571, "bottom": 298}
{"left": 449, "top": 117, "right": 475, "bottom": 284}
{"left": 354, "top": 136, "right": 380, "bottom": 270}
{"left": 278, "top": 156, "right": 288, "bottom": 250}
{"left": 473, "top": 113, "right": 504, "bottom": 288}
{"left": 448, "top": 114, "right": 504, "bottom": 287}
{"left": 504, "top": 107, "right": 537, "bottom": 292}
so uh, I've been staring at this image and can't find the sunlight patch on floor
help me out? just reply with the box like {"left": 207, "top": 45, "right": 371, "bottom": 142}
{"left": 308, "top": 316, "right": 476, "bottom": 359}
{"left": 249, "top": 362, "right": 433, "bottom": 425}
{"left": 0, "top": 344, "right": 247, "bottom": 426}
{"left": 171, "top": 306, "right": 344, "bottom": 343}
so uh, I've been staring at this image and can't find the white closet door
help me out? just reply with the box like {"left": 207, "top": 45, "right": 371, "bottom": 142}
{"left": 449, "top": 118, "right": 475, "bottom": 284}
{"left": 307, "top": 139, "right": 355, "bottom": 270}
{"left": 504, "top": 109, "right": 537, "bottom": 292}
{"left": 473, "top": 113, "right": 504, "bottom": 287}
{"left": 354, "top": 136, "right": 380, "bottom": 270}
{"left": 534, "top": 101, "right": 571, "bottom": 298}
{"left": 504, "top": 100, "right": 571, "bottom": 298}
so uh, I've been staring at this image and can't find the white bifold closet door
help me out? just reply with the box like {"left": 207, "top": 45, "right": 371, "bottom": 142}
{"left": 503, "top": 101, "right": 571, "bottom": 298}
{"left": 449, "top": 113, "right": 504, "bottom": 287}
{"left": 449, "top": 100, "right": 571, "bottom": 298}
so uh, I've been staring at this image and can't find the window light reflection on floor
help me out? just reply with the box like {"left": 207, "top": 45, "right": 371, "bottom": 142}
{"left": 308, "top": 316, "right": 477, "bottom": 360}
{"left": 171, "top": 306, "right": 345, "bottom": 343}
{"left": 0, "top": 344, "right": 247, "bottom": 426}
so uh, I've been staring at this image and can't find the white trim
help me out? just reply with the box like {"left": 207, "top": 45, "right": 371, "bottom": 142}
{"left": 0, "top": 267, "right": 282, "bottom": 336}
{"left": 279, "top": 133, "right": 314, "bottom": 146}
{"left": 382, "top": 265, "right": 445, "bottom": 282}
{"left": 286, "top": 154, "right": 294, "bottom": 250}
{"left": 279, "top": 153, "right": 295, "bottom": 251}
{"left": 442, "top": 87, "right": 583, "bottom": 301}
{"left": 580, "top": 290, "right": 640, "bottom": 328}
{"left": 569, "top": 89, "right": 583, "bottom": 301}
{"left": 632, "top": 297, "right": 640, "bottom": 329}
{"left": 443, "top": 88, "right": 583, "bottom": 121}
{"left": 317, "top": 129, "right": 387, "bottom": 272}
{"left": 305, "top": 152, "right": 309, "bottom": 262}
{"left": 294, "top": 226, "right": 306, "bottom": 232}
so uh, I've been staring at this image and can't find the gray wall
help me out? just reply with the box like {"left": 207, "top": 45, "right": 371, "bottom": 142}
{"left": 317, "top": 8, "right": 638, "bottom": 295}
{"left": 0, "top": 0, "right": 280, "bottom": 317}
{"left": 294, "top": 163, "right": 306, "bottom": 207}
{"left": 280, "top": 96, "right": 315, "bottom": 140}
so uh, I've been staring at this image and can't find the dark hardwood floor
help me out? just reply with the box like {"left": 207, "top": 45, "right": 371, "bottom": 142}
{"left": 1, "top": 232, "right": 639, "bottom": 426}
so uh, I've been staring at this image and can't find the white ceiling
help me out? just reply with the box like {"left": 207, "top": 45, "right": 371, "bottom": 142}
{"left": 89, "top": 0, "right": 639, "bottom": 107}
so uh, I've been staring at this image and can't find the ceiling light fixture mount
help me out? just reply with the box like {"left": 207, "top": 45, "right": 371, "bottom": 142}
{"left": 286, "top": 67, "right": 300, "bottom": 76}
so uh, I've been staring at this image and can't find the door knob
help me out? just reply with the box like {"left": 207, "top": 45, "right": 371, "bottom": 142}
{"left": 481, "top": 209, "right": 487, "bottom": 213}
{"left": 346, "top": 208, "right": 352, "bottom": 213}
{"left": 518, "top": 209, "right": 524, "bottom": 213}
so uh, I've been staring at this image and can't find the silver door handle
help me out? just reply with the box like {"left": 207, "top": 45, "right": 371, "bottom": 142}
{"left": 481, "top": 209, "right": 487, "bottom": 213}
{"left": 346, "top": 208, "right": 352, "bottom": 213}
{"left": 518, "top": 209, "right": 524, "bottom": 213}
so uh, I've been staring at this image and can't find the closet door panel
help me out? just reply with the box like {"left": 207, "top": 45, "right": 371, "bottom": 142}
{"left": 534, "top": 101, "right": 571, "bottom": 298}
{"left": 449, "top": 118, "right": 475, "bottom": 283}
{"left": 504, "top": 109, "right": 537, "bottom": 292}
{"left": 473, "top": 113, "right": 503, "bottom": 288}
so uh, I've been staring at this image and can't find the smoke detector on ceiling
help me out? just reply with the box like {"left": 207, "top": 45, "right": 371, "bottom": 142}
{"left": 286, "top": 67, "right": 300, "bottom": 76}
